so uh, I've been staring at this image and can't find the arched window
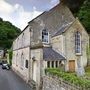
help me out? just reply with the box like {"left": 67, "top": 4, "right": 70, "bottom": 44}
{"left": 25, "top": 60, "right": 28, "bottom": 68}
{"left": 75, "top": 31, "right": 81, "bottom": 54}
{"left": 42, "top": 29, "right": 49, "bottom": 43}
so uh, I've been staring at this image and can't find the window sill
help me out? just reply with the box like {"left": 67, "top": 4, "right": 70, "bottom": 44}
{"left": 42, "top": 42, "right": 49, "bottom": 44}
{"left": 76, "top": 53, "right": 82, "bottom": 56}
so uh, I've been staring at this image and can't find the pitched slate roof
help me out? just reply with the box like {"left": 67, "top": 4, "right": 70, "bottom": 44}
{"left": 52, "top": 22, "right": 72, "bottom": 37}
{"left": 43, "top": 47, "right": 66, "bottom": 61}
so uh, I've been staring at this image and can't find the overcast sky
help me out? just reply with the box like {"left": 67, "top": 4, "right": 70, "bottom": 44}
{"left": 0, "top": 0, "right": 60, "bottom": 30}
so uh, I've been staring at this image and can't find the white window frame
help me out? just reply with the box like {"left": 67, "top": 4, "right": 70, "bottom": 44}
{"left": 75, "top": 31, "right": 81, "bottom": 55}
{"left": 42, "top": 29, "right": 49, "bottom": 44}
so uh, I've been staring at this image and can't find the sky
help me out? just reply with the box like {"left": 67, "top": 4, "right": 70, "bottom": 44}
{"left": 0, "top": 0, "right": 60, "bottom": 30}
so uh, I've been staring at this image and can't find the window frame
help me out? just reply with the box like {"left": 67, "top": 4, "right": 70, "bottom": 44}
{"left": 75, "top": 31, "right": 82, "bottom": 55}
{"left": 42, "top": 29, "right": 49, "bottom": 44}
{"left": 25, "top": 60, "right": 28, "bottom": 68}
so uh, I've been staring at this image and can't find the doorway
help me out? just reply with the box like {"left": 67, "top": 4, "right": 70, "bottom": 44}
{"left": 69, "top": 60, "right": 75, "bottom": 72}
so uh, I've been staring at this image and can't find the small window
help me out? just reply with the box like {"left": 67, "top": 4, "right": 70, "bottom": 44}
{"left": 75, "top": 31, "right": 81, "bottom": 54}
{"left": 42, "top": 29, "right": 49, "bottom": 43}
{"left": 47, "top": 61, "right": 50, "bottom": 68}
{"left": 52, "top": 61, "right": 54, "bottom": 68}
{"left": 25, "top": 60, "right": 28, "bottom": 68}
{"left": 56, "top": 61, "right": 58, "bottom": 68}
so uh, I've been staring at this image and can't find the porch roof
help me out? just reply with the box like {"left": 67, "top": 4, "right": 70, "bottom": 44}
{"left": 43, "top": 47, "right": 66, "bottom": 61}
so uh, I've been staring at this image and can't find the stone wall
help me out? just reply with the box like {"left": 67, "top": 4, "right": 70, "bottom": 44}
{"left": 52, "top": 35, "right": 65, "bottom": 56}
{"left": 42, "top": 74, "right": 81, "bottom": 90}
{"left": 12, "top": 47, "right": 30, "bottom": 82}
{"left": 29, "top": 3, "right": 75, "bottom": 44}
{"left": 64, "top": 19, "right": 89, "bottom": 71}
{"left": 13, "top": 25, "right": 30, "bottom": 50}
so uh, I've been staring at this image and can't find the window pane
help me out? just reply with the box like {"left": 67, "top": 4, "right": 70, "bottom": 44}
{"left": 42, "top": 29, "right": 49, "bottom": 43}
{"left": 52, "top": 61, "right": 54, "bottom": 68}
{"left": 47, "top": 61, "right": 50, "bottom": 68}
{"left": 25, "top": 60, "right": 28, "bottom": 68}
{"left": 75, "top": 31, "right": 81, "bottom": 54}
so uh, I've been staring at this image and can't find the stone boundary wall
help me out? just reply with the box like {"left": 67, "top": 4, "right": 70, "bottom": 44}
{"left": 42, "top": 74, "right": 84, "bottom": 90}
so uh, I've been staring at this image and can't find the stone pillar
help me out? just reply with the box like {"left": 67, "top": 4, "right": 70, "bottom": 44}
{"left": 58, "top": 61, "right": 60, "bottom": 68}
{"left": 54, "top": 61, "right": 56, "bottom": 68}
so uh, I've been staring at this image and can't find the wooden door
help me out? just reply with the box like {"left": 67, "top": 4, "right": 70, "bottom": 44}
{"left": 69, "top": 60, "right": 75, "bottom": 72}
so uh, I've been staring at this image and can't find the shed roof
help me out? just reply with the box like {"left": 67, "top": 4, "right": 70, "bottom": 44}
{"left": 43, "top": 47, "right": 66, "bottom": 61}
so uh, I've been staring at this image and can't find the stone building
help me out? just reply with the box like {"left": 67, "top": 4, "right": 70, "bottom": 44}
{"left": 12, "top": 2, "right": 89, "bottom": 90}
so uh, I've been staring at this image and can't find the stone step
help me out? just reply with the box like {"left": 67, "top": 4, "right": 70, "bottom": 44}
{"left": 28, "top": 79, "right": 36, "bottom": 90}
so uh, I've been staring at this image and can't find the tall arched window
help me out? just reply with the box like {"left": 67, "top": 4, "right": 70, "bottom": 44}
{"left": 42, "top": 29, "right": 49, "bottom": 43}
{"left": 75, "top": 31, "right": 81, "bottom": 54}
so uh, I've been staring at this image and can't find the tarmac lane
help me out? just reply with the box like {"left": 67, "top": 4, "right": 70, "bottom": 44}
{"left": 0, "top": 66, "right": 32, "bottom": 90}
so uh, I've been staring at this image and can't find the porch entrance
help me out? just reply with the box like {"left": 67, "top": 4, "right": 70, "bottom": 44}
{"left": 69, "top": 60, "right": 75, "bottom": 72}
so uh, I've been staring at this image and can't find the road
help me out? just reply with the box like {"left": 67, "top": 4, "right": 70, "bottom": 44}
{"left": 0, "top": 66, "right": 32, "bottom": 90}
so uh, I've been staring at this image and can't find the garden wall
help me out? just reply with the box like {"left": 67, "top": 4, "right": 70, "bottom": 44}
{"left": 42, "top": 74, "right": 87, "bottom": 90}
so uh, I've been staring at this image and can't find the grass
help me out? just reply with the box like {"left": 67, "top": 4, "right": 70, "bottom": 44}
{"left": 85, "top": 66, "right": 90, "bottom": 79}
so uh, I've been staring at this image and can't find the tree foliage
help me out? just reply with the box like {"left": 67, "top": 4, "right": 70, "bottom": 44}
{"left": 65, "top": 0, "right": 90, "bottom": 33}
{"left": 77, "top": 0, "right": 90, "bottom": 33}
{"left": 64, "top": 0, "right": 85, "bottom": 13}
{"left": 0, "top": 17, "right": 21, "bottom": 49}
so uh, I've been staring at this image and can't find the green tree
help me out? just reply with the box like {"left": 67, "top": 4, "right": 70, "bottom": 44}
{"left": 0, "top": 17, "right": 21, "bottom": 49}
{"left": 78, "top": 0, "right": 90, "bottom": 33}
